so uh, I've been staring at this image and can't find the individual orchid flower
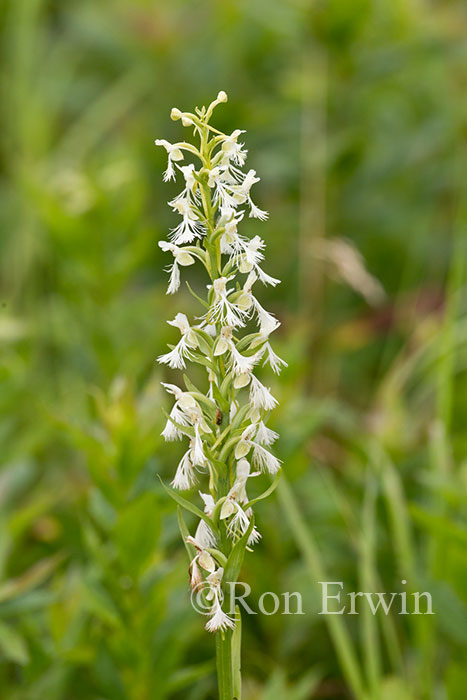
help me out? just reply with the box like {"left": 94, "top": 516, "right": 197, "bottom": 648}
{"left": 157, "top": 313, "right": 199, "bottom": 369}
{"left": 220, "top": 459, "right": 261, "bottom": 546}
{"left": 158, "top": 241, "right": 195, "bottom": 294}
{"left": 207, "top": 277, "right": 248, "bottom": 328}
{"left": 221, "top": 129, "right": 248, "bottom": 167}
{"left": 186, "top": 535, "right": 216, "bottom": 590}
{"left": 205, "top": 568, "right": 235, "bottom": 633}
{"left": 169, "top": 198, "right": 205, "bottom": 245}
{"left": 235, "top": 424, "right": 282, "bottom": 474}
{"left": 195, "top": 492, "right": 217, "bottom": 549}
{"left": 155, "top": 139, "right": 185, "bottom": 182}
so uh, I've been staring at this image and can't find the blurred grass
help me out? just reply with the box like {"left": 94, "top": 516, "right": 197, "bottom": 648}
{"left": 2, "top": 0, "right": 467, "bottom": 698}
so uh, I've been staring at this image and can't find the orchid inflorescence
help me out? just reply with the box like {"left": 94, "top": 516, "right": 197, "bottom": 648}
{"left": 156, "top": 91, "right": 286, "bottom": 633}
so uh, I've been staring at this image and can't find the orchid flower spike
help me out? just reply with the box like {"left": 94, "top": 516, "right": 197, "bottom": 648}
{"left": 156, "top": 94, "right": 285, "bottom": 637}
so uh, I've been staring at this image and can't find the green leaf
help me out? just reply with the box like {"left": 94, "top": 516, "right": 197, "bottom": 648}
{"left": 244, "top": 469, "right": 282, "bottom": 510}
{"left": 166, "top": 660, "right": 216, "bottom": 693}
{"left": 224, "top": 517, "right": 254, "bottom": 585}
{"left": 0, "top": 620, "right": 29, "bottom": 665}
{"left": 113, "top": 492, "right": 160, "bottom": 574}
{"left": 183, "top": 374, "right": 202, "bottom": 395}
{"left": 380, "top": 677, "right": 413, "bottom": 700}
{"left": 410, "top": 504, "right": 467, "bottom": 545}
{"left": 186, "top": 281, "right": 209, "bottom": 308}
{"left": 212, "top": 380, "right": 230, "bottom": 414}
{"left": 0, "top": 554, "right": 64, "bottom": 604}
{"left": 230, "top": 404, "right": 250, "bottom": 433}
{"left": 219, "top": 373, "right": 233, "bottom": 398}
{"left": 82, "top": 580, "right": 122, "bottom": 628}
{"left": 177, "top": 507, "right": 196, "bottom": 562}
{"left": 190, "top": 391, "right": 217, "bottom": 415}
{"left": 238, "top": 333, "right": 266, "bottom": 351}
{"left": 159, "top": 478, "right": 219, "bottom": 535}
{"left": 191, "top": 352, "right": 216, "bottom": 371}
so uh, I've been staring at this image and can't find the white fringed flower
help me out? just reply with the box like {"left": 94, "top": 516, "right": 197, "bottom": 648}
{"left": 195, "top": 492, "right": 217, "bottom": 548}
{"left": 230, "top": 345, "right": 261, "bottom": 376}
{"left": 208, "top": 166, "right": 241, "bottom": 209}
{"left": 251, "top": 441, "right": 282, "bottom": 474}
{"left": 234, "top": 425, "right": 281, "bottom": 474}
{"left": 161, "top": 404, "right": 191, "bottom": 441}
{"left": 249, "top": 375, "right": 278, "bottom": 411}
{"left": 162, "top": 384, "right": 212, "bottom": 436}
{"left": 158, "top": 313, "right": 199, "bottom": 369}
{"left": 190, "top": 424, "right": 207, "bottom": 467}
{"left": 228, "top": 505, "right": 261, "bottom": 546}
{"left": 261, "top": 341, "right": 288, "bottom": 374}
{"left": 234, "top": 169, "right": 269, "bottom": 220}
{"left": 253, "top": 299, "right": 280, "bottom": 335}
{"left": 195, "top": 519, "right": 217, "bottom": 549}
{"left": 207, "top": 277, "right": 248, "bottom": 328}
{"left": 171, "top": 163, "right": 201, "bottom": 205}
{"left": 169, "top": 198, "right": 205, "bottom": 245}
{"left": 158, "top": 241, "right": 196, "bottom": 294}
{"left": 255, "top": 421, "right": 279, "bottom": 447}
{"left": 186, "top": 535, "right": 216, "bottom": 589}
{"left": 220, "top": 459, "right": 261, "bottom": 546}
{"left": 172, "top": 450, "right": 197, "bottom": 490}
{"left": 155, "top": 139, "right": 184, "bottom": 181}
{"left": 221, "top": 129, "right": 247, "bottom": 167}
{"left": 162, "top": 383, "right": 197, "bottom": 410}
{"left": 205, "top": 568, "right": 235, "bottom": 633}
{"left": 255, "top": 265, "right": 280, "bottom": 287}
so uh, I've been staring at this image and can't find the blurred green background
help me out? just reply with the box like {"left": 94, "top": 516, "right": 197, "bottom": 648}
{"left": 2, "top": 0, "right": 467, "bottom": 698}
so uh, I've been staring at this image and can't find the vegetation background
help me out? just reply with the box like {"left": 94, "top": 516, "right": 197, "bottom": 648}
{"left": 2, "top": 0, "right": 467, "bottom": 698}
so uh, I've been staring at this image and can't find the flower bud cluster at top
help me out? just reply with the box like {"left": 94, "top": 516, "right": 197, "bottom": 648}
{"left": 155, "top": 92, "right": 286, "bottom": 632}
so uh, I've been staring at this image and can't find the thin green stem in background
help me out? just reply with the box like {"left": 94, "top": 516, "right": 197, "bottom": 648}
{"left": 277, "top": 477, "right": 368, "bottom": 700}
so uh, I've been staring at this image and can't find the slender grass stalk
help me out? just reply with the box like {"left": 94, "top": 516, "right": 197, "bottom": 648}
{"left": 359, "top": 475, "right": 382, "bottom": 699}
{"left": 317, "top": 461, "right": 406, "bottom": 679}
{"left": 277, "top": 477, "right": 368, "bottom": 700}
{"left": 155, "top": 93, "right": 285, "bottom": 698}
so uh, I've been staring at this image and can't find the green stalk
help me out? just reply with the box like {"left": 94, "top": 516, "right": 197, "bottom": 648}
{"left": 232, "top": 606, "right": 242, "bottom": 699}
{"left": 198, "top": 116, "right": 240, "bottom": 700}
{"left": 216, "top": 629, "right": 233, "bottom": 700}
{"left": 277, "top": 477, "right": 367, "bottom": 700}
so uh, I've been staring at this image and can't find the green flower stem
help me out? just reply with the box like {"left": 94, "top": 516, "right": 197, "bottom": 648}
{"left": 216, "top": 629, "right": 234, "bottom": 700}
{"left": 198, "top": 113, "right": 241, "bottom": 699}
{"left": 231, "top": 606, "right": 242, "bottom": 699}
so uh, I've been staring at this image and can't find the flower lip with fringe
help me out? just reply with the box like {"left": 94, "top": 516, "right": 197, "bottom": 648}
{"left": 156, "top": 92, "right": 285, "bottom": 640}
